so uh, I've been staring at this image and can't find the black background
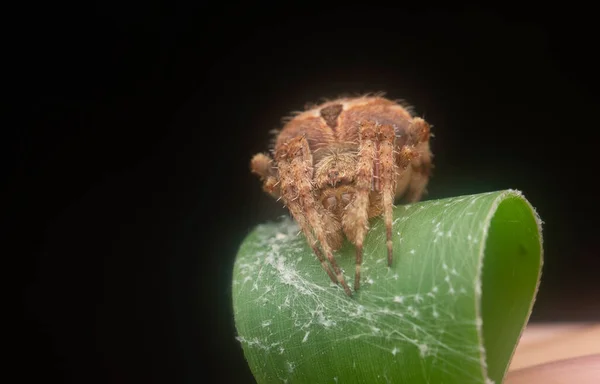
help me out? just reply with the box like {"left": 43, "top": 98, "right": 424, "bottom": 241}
{"left": 11, "top": 3, "right": 599, "bottom": 383}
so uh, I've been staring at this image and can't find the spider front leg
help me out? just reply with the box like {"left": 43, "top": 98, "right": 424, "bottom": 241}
{"left": 342, "top": 121, "right": 378, "bottom": 291}
{"left": 275, "top": 136, "right": 352, "bottom": 296}
{"left": 343, "top": 122, "right": 398, "bottom": 291}
{"left": 285, "top": 197, "right": 339, "bottom": 286}
{"left": 252, "top": 152, "right": 336, "bottom": 282}
{"left": 250, "top": 153, "right": 280, "bottom": 198}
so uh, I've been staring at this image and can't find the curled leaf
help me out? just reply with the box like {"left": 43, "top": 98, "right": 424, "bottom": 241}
{"left": 233, "top": 190, "right": 543, "bottom": 384}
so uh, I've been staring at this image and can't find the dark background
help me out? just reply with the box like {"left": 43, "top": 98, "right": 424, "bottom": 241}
{"left": 10, "top": 3, "right": 598, "bottom": 383}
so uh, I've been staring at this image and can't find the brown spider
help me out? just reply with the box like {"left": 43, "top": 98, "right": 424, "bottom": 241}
{"left": 250, "top": 95, "right": 433, "bottom": 296}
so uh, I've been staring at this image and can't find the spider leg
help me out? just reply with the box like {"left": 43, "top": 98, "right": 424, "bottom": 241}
{"left": 276, "top": 136, "right": 352, "bottom": 296}
{"left": 378, "top": 124, "right": 398, "bottom": 267}
{"left": 250, "top": 153, "right": 280, "bottom": 198}
{"left": 342, "top": 121, "right": 377, "bottom": 291}
{"left": 285, "top": 201, "right": 338, "bottom": 284}
{"left": 397, "top": 117, "right": 432, "bottom": 203}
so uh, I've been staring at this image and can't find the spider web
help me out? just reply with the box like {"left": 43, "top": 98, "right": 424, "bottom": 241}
{"left": 233, "top": 192, "right": 501, "bottom": 384}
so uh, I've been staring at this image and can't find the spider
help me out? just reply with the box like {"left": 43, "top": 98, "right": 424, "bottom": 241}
{"left": 250, "top": 95, "right": 433, "bottom": 296}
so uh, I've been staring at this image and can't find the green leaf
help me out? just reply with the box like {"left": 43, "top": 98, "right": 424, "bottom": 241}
{"left": 232, "top": 190, "right": 543, "bottom": 384}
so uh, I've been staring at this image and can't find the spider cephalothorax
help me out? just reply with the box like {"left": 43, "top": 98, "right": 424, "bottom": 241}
{"left": 251, "top": 95, "right": 433, "bottom": 296}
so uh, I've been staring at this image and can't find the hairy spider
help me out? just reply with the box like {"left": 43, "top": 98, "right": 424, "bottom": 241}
{"left": 250, "top": 95, "right": 433, "bottom": 296}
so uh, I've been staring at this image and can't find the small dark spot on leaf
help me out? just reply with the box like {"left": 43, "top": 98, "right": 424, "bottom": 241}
{"left": 518, "top": 243, "right": 527, "bottom": 257}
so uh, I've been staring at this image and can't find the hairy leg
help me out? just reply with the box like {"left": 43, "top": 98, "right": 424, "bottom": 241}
{"left": 276, "top": 136, "right": 352, "bottom": 296}
{"left": 403, "top": 161, "right": 430, "bottom": 203}
{"left": 343, "top": 121, "right": 377, "bottom": 291}
{"left": 286, "top": 201, "right": 338, "bottom": 284}
{"left": 344, "top": 119, "right": 425, "bottom": 292}
{"left": 397, "top": 117, "right": 432, "bottom": 203}
{"left": 250, "top": 153, "right": 280, "bottom": 198}
{"left": 378, "top": 124, "right": 398, "bottom": 267}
